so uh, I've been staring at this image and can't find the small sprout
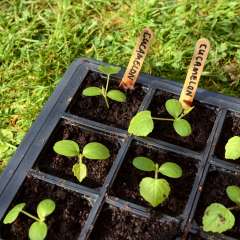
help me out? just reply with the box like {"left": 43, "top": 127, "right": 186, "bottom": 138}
{"left": 82, "top": 64, "right": 126, "bottom": 108}
{"left": 128, "top": 99, "right": 193, "bottom": 138}
{"left": 202, "top": 185, "right": 240, "bottom": 233}
{"left": 225, "top": 136, "right": 240, "bottom": 160}
{"left": 132, "top": 156, "right": 182, "bottom": 207}
{"left": 53, "top": 140, "right": 110, "bottom": 183}
{"left": 3, "top": 199, "right": 55, "bottom": 240}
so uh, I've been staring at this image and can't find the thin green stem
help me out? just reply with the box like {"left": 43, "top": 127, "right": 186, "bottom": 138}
{"left": 101, "top": 87, "right": 109, "bottom": 108}
{"left": 152, "top": 117, "right": 174, "bottom": 121}
{"left": 155, "top": 163, "right": 159, "bottom": 179}
{"left": 105, "top": 74, "right": 110, "bottom": 93}
{"left": 78, "top": 154, "right": 83, "bottom": 164}
{"left": 21, "top": 210, "right": 40, "bottom": 222}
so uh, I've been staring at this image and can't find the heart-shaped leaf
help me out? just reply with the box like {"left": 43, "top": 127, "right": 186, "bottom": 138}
{"left": 98, "top": 65, "right": 121, "bottom": 75}
{"left": 83, "top": 142, "right": 110, "bottom": 160}
{"left": 165, "top": 99, "right": 182, "bottom": 119}
{"left": 128, "top": 111, "right": 154, "bottom": 137}
{"left": 3, "top": 203, "right": 26, "bottom": 224}
{"left": 139, "top": 177, "right": 170, "bottom": 207}
{"left": 173, "top": 119, "right": 192, "bottom": 137}
{"left": 132, "top": 156, "right": 155, "bottom": 171}
{"left": 37, "top": 199, "right": 56, "bottom": 220}
{"left": 107, "top": 90, "right": 126, "bottom": 102}
{"left": 202, "top": 203, "right": 235, "bottom": 233}
{"left": 226, "top": 185, "right": 240, "bottom": 205}
{"left": 225, "top": 136, "right": 240, "bottom": 160}
{"left": 53, "top": 140, "right": 79, "bottom": 157}
{"left": 82, "top": 87, "right": 102, "bottom": 96}
{"left": 72, "top": 163, "right": 87, "bottom": 182}
{"left": 159, "top": 162, "right": 182, "bottom": 178}
{"left": 29, "top": 221, "right": 47, "bottom": 240}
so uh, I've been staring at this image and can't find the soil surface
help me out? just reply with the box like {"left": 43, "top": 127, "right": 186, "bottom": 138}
{"left": 111, "top": 141, "right": 198, "bottom": 217}
{"left": 69, "top": 71, "right": 146, "bottom": 129}
{"left": 35, "top": 120, "right": 121, "bottom": 188}
{"left": 90, "top": 205, "right": 179, "bottom": 240}
{"left": 195, "top": 169, "right": 240, "bottom": 239}
{"left": 1, "top": 176, "right": 91, "bottom": 240}
{"left": 215, "top": 111, "right": 240, "bottom": 164}
{"left": 148, "top": 90, "right": 217, "bottom": 151}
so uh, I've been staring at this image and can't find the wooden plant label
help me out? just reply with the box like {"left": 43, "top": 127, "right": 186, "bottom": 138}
{"left": 179, "top": 38, "right": 210, "bottom": 109}
{"left": 119, "top": 28, "right": 154, "bottom": 89}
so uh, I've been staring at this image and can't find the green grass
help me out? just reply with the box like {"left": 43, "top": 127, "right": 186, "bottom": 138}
{"left": 1, "top": 0, "right": 240, "bottom": 172}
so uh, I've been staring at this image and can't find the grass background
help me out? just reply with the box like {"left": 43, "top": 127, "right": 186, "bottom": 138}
{"left": 1, "top": 0, "right": 240, "bottom": 172}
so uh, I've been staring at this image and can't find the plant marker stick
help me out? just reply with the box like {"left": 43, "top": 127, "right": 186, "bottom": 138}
{"left": 179, "top": 38, "right": 210, "bottom": 109}
{"left": 119, "top": 28, "right": 154, "bottom": 89}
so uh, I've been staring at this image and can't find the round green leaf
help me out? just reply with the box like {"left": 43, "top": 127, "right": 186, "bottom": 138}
{"left": 225, "top": 136, "right": 240, "bottom": 160}
{"left": 159, "top": 162, "right": 182, "bottom": 178}
{"left": 128, "top": 111, "right": 154, "bottom": 137}
{"left": 98, "top": 65, "right": 121, "bottom": 75}
{"left": 173, "top": 119, "right": 192, "bottom": 137}
{"left": 83, "top": 142, "right": 110, "bottom": 160}
{"left": 72, "top": 163, "right": 87, "bottom": 182}
{"left": 139, "top": 177, "right": 170, "bottom": 207}
{"left": 107, "top": 90, "right": 126, "bottom": 102}
{"left": 165, "top": 99, "right": 182, "bottom": 118}
{"left": 53, "top": 140, "right": 79, "bottom": 157}
{"left": 3, "top": 203, "right": 26, "bottom": 224}
{"left": 37, "top": 199, "right": 55, "bottom": 220}
{"left": 226, "top": 185, "right": 240, "bottom": 205}
{"left": 202, "top": 203, "right": 235, "bottom": 233}
{"left": 132, "top": 156, "right": 155, "bottom": 171}
{"left": 82, "top": 87, "right": 102, "bottom": 97}
{"left": 29, "top": 221, "right": 47, "bottom": 240}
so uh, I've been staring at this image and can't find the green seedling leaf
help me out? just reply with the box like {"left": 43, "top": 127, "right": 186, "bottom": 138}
{"left": 165, "top": 99, "right": 182, "bottom": 118}
{"left": 132, "top": 156, "right": 155, "bottom": 171}
{"left": 226, "top": 185, "right": 240, "bottom": 205}
{"left": 83, "top": 142, "right": 110, "bottom": 160}
{"left": 53, "top": 140, "right": 79, "bottom": 157}
{"left": 139, "top": 177, "right": 170, "bottom": 207}
{"left": 82, "top": 87, "right": 102, "bottom": 96}
{"left": 29, "top": 221, "right": 47, "bottom": 240}
{"left": 202, "top": 203, "right": 235, "bottom": 233}
{"left": 225, "top": 136, "right": 240, "bottom": 160}
{"left": 98, "top": 65, "right": 121, "bottom": 75}
{"left": 159, "top": 162, "right": 182, "bottom": 178}
{"left": 173, "top": 119, "right": 192, "bottom": 137}
{"left": 107, "top": 90, "right": 126, "bottom": 102}
{"left": 128, "top": 111, "right": 154, "bottom": 136}
{"left": 37, "top": 199, "right": 55, "bottom": 220}
{"left": 3, "top": 203, "right": 26, "bottom": 224}
{"left": 72, "top": 163, "right": 87, "bottom": 182}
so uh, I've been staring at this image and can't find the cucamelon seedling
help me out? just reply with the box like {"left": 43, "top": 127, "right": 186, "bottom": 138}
{"left": 53, "top": 140, "right": 110, "bottom": 182}
{"left": 132, "top": 156, "right": 182, "bottom": 207}
{"left": 128, "top": 99, "right": 193, "bottom": 138}
{"left": 3, "top": 199, "right": 55, "bottom": 240}
{"left": 82, "top": 65, "right": 126, "bottom": 108}
{"left": 202, "top": 185, "right": 240, "bottom": 233}
{"left": 225, "top": 136, "right": 240, "bottom": 160}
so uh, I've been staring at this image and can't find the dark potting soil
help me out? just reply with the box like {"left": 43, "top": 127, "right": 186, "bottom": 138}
{"left": 110, "top": 141, "right": 198, "bottom": 217}
{"left": 89, "top": 205, "right": 179, "bottom": 240}
{"left": 148, "top": 90, "right": 217, "bottom": 151}
{"left": 215, "top": 111, "right": 240, "bottom": 164}
{"left": 34, "top": 120, "right": 121, "bottom": 188}
{"left": 68, "top": 71, "right": 146, "bottom": 129}
{"left": 194, "top": 169, "right": 240, "bottom": 239}
{"left": 0, "top": 176, "right": 91, "bottom": 240}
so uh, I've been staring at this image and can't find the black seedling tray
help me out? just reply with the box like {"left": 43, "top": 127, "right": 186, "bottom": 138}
{"left": 1, "top": 58, "right": 240, "bottom": 240}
